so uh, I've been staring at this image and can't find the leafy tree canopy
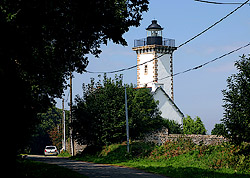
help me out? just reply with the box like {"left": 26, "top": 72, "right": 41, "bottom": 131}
{"left": 211, "top": 123, "right": 227, "bottom": 136}
{"left": 222, "top": 54, "right": 250, "bottom": 144}
{"left": 0, "top": 0, "right": 149, "bottom": 152}
{"left": 72, "top": 75, "right": 165, "bottom": 148}
{"left": 183, "top": 115, "right": 207, "bottom": 135}
{"left": 29, "top": 107, "right": 69, "bottom": 154}
{"left": 161, "top": 119, "right": 183, "bottom": 134}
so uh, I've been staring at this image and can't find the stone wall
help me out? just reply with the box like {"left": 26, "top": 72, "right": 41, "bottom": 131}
{"left": 74, "top": 141, "right": 86, "bottom": 155}
{"left": 144, "top": 127, "right": 228, "bottom": 145}
{"left": 65, "top": 139, "right": 86, "bottom": 155}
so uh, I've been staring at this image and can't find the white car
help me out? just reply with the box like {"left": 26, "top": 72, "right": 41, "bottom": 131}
{"left": 44, "top": 146, "right": 59, "bottom": 156}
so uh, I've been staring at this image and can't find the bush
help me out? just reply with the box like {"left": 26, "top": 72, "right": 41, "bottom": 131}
{"left": 161, "top": 119, "right": 182, "bottom": 134}
{"left": 211, "top": 123, "right": 227, "bottom": 136}
{"left": 58, "top": 150, "right": 71, "bottom": 157}
{"left": 183, "top": 115, "right": 207, "bottom": 135}
{"left": 149, "top": 137, "right": 195, "bottom": 160}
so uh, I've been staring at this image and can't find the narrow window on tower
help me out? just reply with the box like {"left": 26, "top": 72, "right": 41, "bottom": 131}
{"left": 144, "top": 65, "right": 148, "bottom": 75}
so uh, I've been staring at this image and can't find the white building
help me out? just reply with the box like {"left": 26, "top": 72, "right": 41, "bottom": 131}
{"left": 132, "top": 20, "right": 184, "bottom": 125}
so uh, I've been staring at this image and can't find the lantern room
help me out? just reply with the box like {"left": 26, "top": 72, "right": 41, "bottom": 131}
{"left": 146, "top": 20, "right": 163, "bottom": 45}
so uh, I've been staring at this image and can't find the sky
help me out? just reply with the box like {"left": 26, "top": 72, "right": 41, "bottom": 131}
{"left": 56, "top": 0, "right": 250, "bottom": 134}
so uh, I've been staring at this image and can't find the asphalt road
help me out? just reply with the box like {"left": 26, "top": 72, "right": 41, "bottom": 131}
{"left": 28, "top": 155, "right": 167, "bottom": 178}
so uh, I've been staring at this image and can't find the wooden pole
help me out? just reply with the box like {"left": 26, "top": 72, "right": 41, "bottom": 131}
{"left": 69, "top": 72, "right": 74, "bottom": 156}
{"left": 62, "top": 98, "right": 66, "bottom": 151}
{"left": 124, "top": 85, "right": 129, "bottom": 153}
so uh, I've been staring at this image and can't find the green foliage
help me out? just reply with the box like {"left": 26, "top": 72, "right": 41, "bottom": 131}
{"left": 48, "top": 126, "right": 63, "bottom": 151}
{"left": 0, "top": 0, "right": 149, "bottom": 152}
{"left": 73, "top": 75, "right": 165, "bottom": 147}
{"left": 130, "top": 141, "right": 156, "bottom": 158}
{"left": 211, "top": 123, "right": 227, "bottom": 136}
{"left": 183, "top": 115, "right": 194, "bottom": 134}
{"left": 149, "top": 138, "right": 195, "bottom": 160}
{"left": 37, "top": 107, "right": 63, "bottom": 132}
{"left": 183, "top": 115, "right": 207, "bottom": 135}
{"left": 74, "top": 141, "right": 155, "bottom": 164}
{"left": 73, "top": 141, "right": 250, "bottom": 177}
{"left": 97, "top": 143, "right": 131, "bottom": 163}
{"left": 29, "top": 107, "right": 69, "bottom": 154}
{"left": 58, "top": 150, "right": 71, "bottom": 157}
{"left": 128, "top": 85, "right": 164, "bottom": 138}
{"left": 161, "top": 119, "right": 183, "bottom": 134}
{"left": 222, "top": 54, "right": 250, "bottom": 144}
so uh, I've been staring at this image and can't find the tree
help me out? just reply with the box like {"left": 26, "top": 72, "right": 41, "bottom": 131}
{"left": 183, "top": 115, "right": 195, "bottom": 134}
{"left": 0, "top": 0, "right": 149, "bottom": 152}
{"left": 72, "top": 75, "right": 164, "bottom": 148}
{"left": 194, "top": 117, "right": 207, "bottom": 135}
{"left": 28, "top": 107, "right": 69, "bottom": 154}
{"left": 48, "top": 126, "right": 63, "bottom": 151}
{"left": 222, "top": 54, "right": 250, "bottom": 144}
{"left": 162, "top": 119, "right": 183, "bottom": 134}
{"left": 211, "top": 123, "right": 227, "bottom": 136}
{"left": 183, "top": 115, "right": 206, "bottom": 135}
{"left": 128, "top": 85, "right": 165, "bottom": 139}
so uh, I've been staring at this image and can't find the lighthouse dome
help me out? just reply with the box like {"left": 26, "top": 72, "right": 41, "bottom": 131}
{"left": 146, "top": 20, "right": 163, "bottom": 31}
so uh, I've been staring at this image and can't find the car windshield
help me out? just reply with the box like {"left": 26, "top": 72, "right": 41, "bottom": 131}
{"left": 46, "top": 146, "right": 56, "bottom": 150}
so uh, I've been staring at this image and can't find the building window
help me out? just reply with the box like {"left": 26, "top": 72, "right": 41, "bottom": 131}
{"left": 144, "top": 65, "right": 148, "bottom": 75}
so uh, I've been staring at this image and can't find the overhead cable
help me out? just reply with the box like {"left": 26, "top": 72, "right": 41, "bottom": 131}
{"left": 142, "top": 42, "right": 250, "bottom": 85}
{"left": 178, "top": 0, "right": 250, "bottom": 48}
{"left": 85, "top": 0, "right": 249, "bottom": 74}
{"left": 85, "top": 52, "right": 166, "bottom": 74}
{"left": 194, "top": 0, "right": 250, "bottom": 5}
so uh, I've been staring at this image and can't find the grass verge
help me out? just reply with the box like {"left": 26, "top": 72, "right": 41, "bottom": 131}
{"left": 72, "top": 140, "right": 250, "bottom": 178}
{"left": 58, "top": 150, "right": 71, "bottom": 157}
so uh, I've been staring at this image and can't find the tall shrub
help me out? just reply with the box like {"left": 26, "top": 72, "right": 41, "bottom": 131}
{"left": 183, "top": 115, "right": 206, "bottom": 135}
{"left": 222, "top": 54, "right": 250, "bottom": 144}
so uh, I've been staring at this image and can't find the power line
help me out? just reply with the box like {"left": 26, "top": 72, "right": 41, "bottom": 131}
{"left": 170, "top": 42, "right": 250, "bottom": 78}
{"left": 178, "top": 0, "right": 250, "bottom": 48}
{"left": 141, "top": 42, "right": 250, "bottom": 85}
{"left": 194, "top": 0, "right": 250, "bottom": 5}
{"left": 85, "top": 0, "right": 249, "bottom": 74}
{"left": 85, "top": 52, "right": 166, "bottom": 74}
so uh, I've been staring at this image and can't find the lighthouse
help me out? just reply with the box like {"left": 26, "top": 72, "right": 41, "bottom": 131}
{"left": 133, "top": 20, "right": 177, "bottom": 100}
{"left": 133, "top": 20, "right": 183, "bottom": 125}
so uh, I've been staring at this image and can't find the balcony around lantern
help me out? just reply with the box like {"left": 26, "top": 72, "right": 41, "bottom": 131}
{"left": 134, "top": 38, "right": 175, "bottom": 48}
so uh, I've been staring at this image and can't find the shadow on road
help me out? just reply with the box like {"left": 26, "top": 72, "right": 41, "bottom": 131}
{"left": 27, "top": 155, "right": 167, "bottom": 178}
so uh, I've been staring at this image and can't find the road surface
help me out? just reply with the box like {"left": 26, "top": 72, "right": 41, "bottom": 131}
{"left": 28, "top": 155, "right": 167, "bottom": 178}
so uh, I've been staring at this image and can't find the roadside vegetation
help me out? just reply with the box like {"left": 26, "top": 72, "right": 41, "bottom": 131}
{"left": 72, "top": 139, "right": 250, "bottom": 178}
{"left": 72, "top": 75, "right": 207, "bottom": 151}
{"left": 58, "top": 150, "right": 71, "bottom": 157}
{"left": 70, "top": 54, "right": 250, "bottom": 178}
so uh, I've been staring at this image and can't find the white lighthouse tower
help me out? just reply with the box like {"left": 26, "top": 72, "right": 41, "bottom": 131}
{"left": 132, "top": 20, "right": 183, "bottom": 124}
{"left": 133, "top": 20, "right": 176, "bottom": 100}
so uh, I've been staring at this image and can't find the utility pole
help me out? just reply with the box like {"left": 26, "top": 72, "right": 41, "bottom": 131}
{"left": 69, "top": 72, "right": 74, "bottom": 156}
{"left": 124, "top": 84, "right": 129, "bottom": 153}
{"left": 62, "top": 98, "right": 66, "bottom": 151}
